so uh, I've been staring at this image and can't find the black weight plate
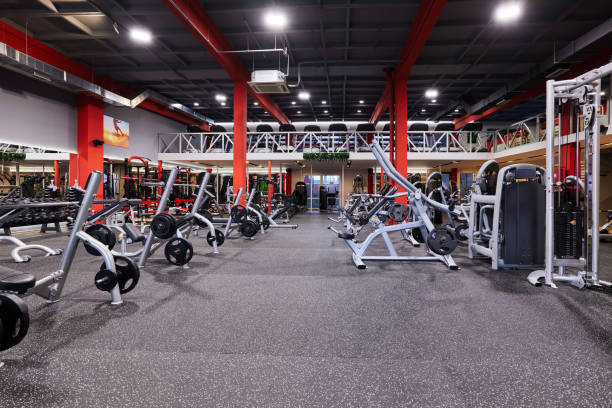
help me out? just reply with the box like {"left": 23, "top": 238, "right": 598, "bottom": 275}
{"left": 454, "top": 223, "right": 469, "bottom": 242}
{"left": 84, "top": 224, "right": 116, "bottom": 256}
{"left": 198, "top": 209, "right": 214, "bottom": 223}
{"left": 206, "top": 229, "right": 225, "bottom": 247}
{"left": 230, "top": 205, "right": 248, "bottom": 223}
{"left": 239, "top": 220, "right": 258, "bottom": 238}
{"left": 389, "top": 203, "right": 408, "bottom": 223}
{"left": 114, "top": 255, "right": 140, "bottom": 294}
{"left": 95, "top": 268, "right": 118, "bottom": 292}
{"left": 426, "top": 227, "right": 458, "bottom": 255}
{"left": 164, "top": 238, "right": 193, "bottom": 266}
{"left": 412, "top": 227, "right": 425, "bottom": 243}
{"left": 0, "top": 293, "right": 29, "bottom": 351}
{"left": 262, "top": 215, "right": 271, "bottom": 230}
{"left": 151, "top": 213, "right": 176, "bottom": 239}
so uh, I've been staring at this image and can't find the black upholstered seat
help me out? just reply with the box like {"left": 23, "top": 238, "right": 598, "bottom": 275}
{"left": 0, "top": 269, "right": 36, "bottom": 294}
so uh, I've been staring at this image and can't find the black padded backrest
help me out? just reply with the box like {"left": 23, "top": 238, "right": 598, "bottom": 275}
{"left": 256, "top": 124, "right": 274, "bottom": 132}
{"left": 210, "top": 125, "right": 227, "bottom": 132}
{"left": 279, "top": 124, "right": 296, "bottom": 132}
{"left": 383, "top": 123, "right": 390, "bottom": 131}
{"left": 304, "top": 125, "right": 321, "bottom": 132}
{"left": 328, "top": 123, "right": 348, "bottom": 132}
{"left": 356, "top": 123, "right": 375, "bottom": 132}
{"left": 408, "top": 123, "right": 428, "bottom": 132}
{"left": 462, "top": 122, "right": 482, "bottom": 132}
{"left": 434, "top": 123, "right": 455, "bottom": 131}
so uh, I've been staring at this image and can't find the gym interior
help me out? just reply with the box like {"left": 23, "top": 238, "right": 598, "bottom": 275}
{"left": 0, "top": 1, "right": 611, "bottom": 407}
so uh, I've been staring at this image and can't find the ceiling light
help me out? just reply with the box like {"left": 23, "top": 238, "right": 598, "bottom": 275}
{"left": 171, "top": 103, "right": 181, "bottom": 108}
{"left": 221, "top": 102, "right": 226, "bottom": 106}
{"left": 215, "top": 94, "right": 227, "bottom": 102}
{"left": 298, "top": 91, "right": 310, "bottom": 100}
{"left": 291, "top": 101, "right": 296, "bottom": 105}
{"left": 130, "top": 27, "right": 152, "bottom": 44}
{"left": 264, "top": 10, "right": 288, "bottom": 30}
{"left": 494, "top": 2, "right": 523, "bottom": 23}
{"left": 322, "top": 100, "right": 327, "bottom": 105}
{"left": 297, "top": 110, "right": 301, "bottom": 114}
{"left": 253, "top": 101, "right": 259, "bottom": 106}
{"left": 425, "top": 89, "right": 438, "bottom": 99}
{"left": 421, "top": 108, "right": 426, "bottom": 113}
{"left": 357, "top": 109, "right": 362, "bottom": 113}
{"left": 324, "top": 110, "right": 328, "bottom": 113}
{"left": 359, "top": 100, "right": 364, "bottom": 104}
{"left": 600, "top": 92, "right": 606, "bottom": 96}
{"left": 193, "top": 102, "right": 199, "bottom": 107}
{"left": 454, "top": 108, "right": 460, "bottom": 112}
{"left": 432, "top": 99, "right": 437, "bottom": 103}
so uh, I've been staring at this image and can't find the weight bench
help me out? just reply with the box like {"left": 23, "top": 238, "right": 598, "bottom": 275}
{"left": 0, "top": 268, "right": 36, "bottom": 294}
{"left": 122, "top": 223, "right": 146, "bottom": 243}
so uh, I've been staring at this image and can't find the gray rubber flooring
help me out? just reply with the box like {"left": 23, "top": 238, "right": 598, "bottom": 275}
{"left": 0, "top": 214, "right": 611, "bottom": 407}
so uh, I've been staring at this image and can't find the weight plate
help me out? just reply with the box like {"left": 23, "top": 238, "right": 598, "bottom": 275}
{"left": 412, "top": 227, "right": 425, "bottom": 243}
{"left": 113, "top": 255, "right": 140, "bottom": 294}
{"left": 94, "top": 268, "right": 118, "bottom": 292}
{"left": 206, "top": 229, "right": 225, "bottom": 247}
{"left": 389, "top": 203, "right": 408, "bottom": 223}
{"left": 198, "top": 209, "right": 214, "bottom": 223}
{"left": 230, "top": 205, "right": 248, "bottom": 223}
{"left": 0, "top": 293, "right": 30, "bottom": 351}
{"left": 454, "top": 223, "right": 469, "bottom": 242}
{"left": 83, "top": 224, "right": 116, "bottom": 256}
{"left": 239, "top": 220, "right": 259, "bottom": 238}
{"left": 164, "top": 238, "right": 194, "bottom": 266}
{"left": 262, "top": 215, "right": 271, "bottom": 230}
{"left": 151, "top": 213, "right": 176, "bottom": 239}
{"left": 426, "top": 227, "right": 458, "bottom": 256}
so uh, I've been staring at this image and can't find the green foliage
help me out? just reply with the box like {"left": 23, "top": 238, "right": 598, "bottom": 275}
{"left": 0, "top": 152, "right": 26, "bottom": 161}
{"left": 302, "top": 152, "right": 349, "bottom": 161}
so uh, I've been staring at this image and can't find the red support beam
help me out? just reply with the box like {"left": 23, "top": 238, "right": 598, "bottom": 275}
{"left": 367, "top": 168, "right": 374, "bottom": 194}
{"left": 0, "top": 22, "right": 204, "bottom": 127}
{"left": 386, "top": 70, "right": 396, "bottom": 166}
{"left": 285, "top": 169, "right": 292, "bottom": 195}
{"left": 54, "top": 160, "right": 60, "bottom": 187}
{"left": 69, "top": 153, "right": 78, "bottom": 186}
{"left": 454, "top": 45, "right": 612, "bottom": 130}
{"left": 163, "top": 0, "right": 289, "bottom": 124}
{"left": 369, "top": 0, "right": 447, "bottom": 124}
{"left": 233, "top": 81, "right": 248, "bottom": 204}
{"left": 77, "top": 95, "right": 104, "bottom": 198}
{"left": 394, "top": 79, "right": 408, "bottom": 205}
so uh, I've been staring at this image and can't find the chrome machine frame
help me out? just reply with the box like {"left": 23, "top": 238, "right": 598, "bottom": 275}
{"left": 527, "top": 61, "right": 612, "bottom": 289}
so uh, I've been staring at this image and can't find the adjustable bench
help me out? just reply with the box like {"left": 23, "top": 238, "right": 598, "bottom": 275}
{"left": 0, "top": 268, "right": 36, "bottom": 294}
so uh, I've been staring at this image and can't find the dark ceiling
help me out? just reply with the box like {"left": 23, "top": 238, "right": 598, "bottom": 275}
{"left": 1, "top": 0, "right": 611, "bottom": 124}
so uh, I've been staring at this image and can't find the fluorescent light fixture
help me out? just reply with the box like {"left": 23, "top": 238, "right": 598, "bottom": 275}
{"left": 291, "top": 101, "right": 296, "bottom": 105}
{"left": 193, "top": 102, "right": 199, "bottom": 107}
{"left": 264, "top": 10, "right": 288, "bottom": 30}
{"left": 215, "top": 94, "right": 227, "bottom": 102}
{"left": 130, "top": 27, "right": 152, "bottom": 44}
{"left": 322, "top": 100, "right": 327, "bottom": 105}
{"left": 298, "top": 91, "right": 310, "bottom": 100}
{"left": 494, "top": 2, "right": 522, "bottom": 23}
{"left": 425, "top": 89, "right": 438, "bottom": 99}
{"left": 359, "top": 100, "right": 364, "bottom": 104}
{"left": 253, "top": 101, "right": 259, "bottom": 106}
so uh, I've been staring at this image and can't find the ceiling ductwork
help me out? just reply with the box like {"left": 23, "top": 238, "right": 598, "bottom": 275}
{"left": 0, "top": 41, "right": 212, "bottom": 123}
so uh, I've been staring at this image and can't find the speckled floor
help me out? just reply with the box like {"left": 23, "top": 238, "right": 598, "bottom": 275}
{"left": 0, "top": 214, "right": 611, "bottom": 407}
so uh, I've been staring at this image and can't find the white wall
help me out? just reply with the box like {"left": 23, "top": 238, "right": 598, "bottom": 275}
{"left": 0, "top": 68, "right": 77, "bottom": 152}
{"left": 104, "top": 105, "right": 184, "bottom": 161}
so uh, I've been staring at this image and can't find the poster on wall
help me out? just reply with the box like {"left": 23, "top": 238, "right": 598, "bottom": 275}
{"left": 103, "top": 115, "right": 129, "bottom": 148}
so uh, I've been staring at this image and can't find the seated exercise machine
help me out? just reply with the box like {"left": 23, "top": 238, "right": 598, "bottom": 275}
{"left": 527, "top": 61, "right": 612, "bottom": 289}
{"left": 468, "top": 160, "right": 546, "bottom": 269}
{"left": 329, "top": 140, "right": 462, "bottom": 270}
{"left": 0, "top": 172, "right": 140, "bottom": 353}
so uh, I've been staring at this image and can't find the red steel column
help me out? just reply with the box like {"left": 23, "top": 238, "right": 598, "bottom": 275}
{"left": 69, "top": 153, "right": 78, "bottom": 186}
{"left": 367, "top": 168, "right": 374, "bottom": 194}
{"left": 560, "top": 102, "right": 578, "bottom": 179}
{"left": 394, "top": 79, "right": 408, "bottom": 204}
{"left": 77, "top": 95, "right": 104, "bottom": 197}
{"left": 386, "top": 70, "right": 396, "bottom": 166}
{"left": 233, "top": 81, "right": 247, "bottom": 204}
{"left": 53, "top": 160, "right": 60, "bottom": 186}
{"left": 285, "top": 169, "right": 292, "bottom": 195}
{"left": 267, "top": 160, "right": 273, "bottom": 214}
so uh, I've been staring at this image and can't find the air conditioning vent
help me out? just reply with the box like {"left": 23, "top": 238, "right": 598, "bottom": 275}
{"left": 247, "top": 70, "right": 290, "bottom": 94}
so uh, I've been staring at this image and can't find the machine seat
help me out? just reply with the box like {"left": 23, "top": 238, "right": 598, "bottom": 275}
{"left": 123, "top": 223, "right": 146, "bottom": 243}
{"left": 0, "top": 269, "right": 36, "bottom": 294}
{"left": 338, "top": 232, "right": 355, "bottom": 240}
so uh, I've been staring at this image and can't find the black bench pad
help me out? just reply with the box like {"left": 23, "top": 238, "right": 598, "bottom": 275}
{"left": 0, "top": 269, "right": 36, "bottom": 294}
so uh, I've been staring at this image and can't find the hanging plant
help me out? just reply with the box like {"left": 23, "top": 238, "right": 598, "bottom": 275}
{"left": 0, "top": 152, "right": 26, "bottom": 161}
{"left": 303, "top": 152, "right": 349, "bottom": 161}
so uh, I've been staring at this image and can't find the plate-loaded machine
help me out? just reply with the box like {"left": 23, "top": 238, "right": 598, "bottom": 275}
{"left": 528, "top": 61, "right": 612, "bottom": 289}
{"left": 468, "top": 160, "right": 546, "bottom": 269}
{"left": 0, "top": 172, "right": 140, "bottom": 353}
{"left": 329, "top": 140, "right": 461, "bottom": 270}
{"left": 138, "top": 167, "right": 224, "bottom": 268}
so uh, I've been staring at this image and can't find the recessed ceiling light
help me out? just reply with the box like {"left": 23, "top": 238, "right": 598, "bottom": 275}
{"left": 421, "top": 108, "right": 426, "bottom": 113}
{"left": 357, "top": 109, "right": 362, "bottom": 113}
{"left": 454, "top": 108, "right": 460, "bottom": 112}
{"left": 130, "top": 27, "right": 152, "bottom": 44}
{"left": 432, "top": 99, "right": 437, "bottom": 103}
{"left": 298, "top": 91, "right": 310, "bottom": 100}
{"left": 425, "top": 89, "right": 438, "bottom": 99}
{"left": 264, "top": 10, "right": 288, "bottom": 30}
{"left": 494, "top": 2, "right": 523, "bottom": 23}
{"left": 322, "top": 100, "right": 327, "bottom": 105}
{"left": 297, "top": 110, "right": 302, "bottom": 114}
{"left": 221, "top": 102, "right": 226, "bottom": 106}
{"left": 193, "top": 102, "right": 199, "bottom": 107}
{"left": 215, "top": 94, "right": 227, "bottom": 102}
{"left": 253, "top": 101, "right": 259, "bottom": 106}
{"left": 291, "top": 101, "right": 296, "bottom": 105}
{"left": 324, "top": 110, "right": 328, "bottom": 113}
{"left": 359, "top": 100, "right": 364, "bottom": 104}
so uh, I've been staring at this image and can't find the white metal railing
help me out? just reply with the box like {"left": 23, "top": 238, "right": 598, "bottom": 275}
{"left": 158, "top": 130, "right": 513, "bottom": 154}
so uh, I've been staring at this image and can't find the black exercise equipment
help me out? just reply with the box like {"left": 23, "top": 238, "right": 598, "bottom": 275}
{"left": 83, "top": 224, "right": 116, "bottom": 256}
{"left": 427, "top": 227, "right": 458, "bottom": 256}
{"left": 164, "top": 238, "right": 193, "bottom": 266}
{"left": 151, "top": 213, "right": 177, "bottom": 239}
{"left": 206, "top": 229, "right": 225, "bottom": 247}
{"left": 239, "top": 220, "right": 259, "bottom": 238}
{"left": 0, "top": 293, "right": 29, "bottom": 351}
